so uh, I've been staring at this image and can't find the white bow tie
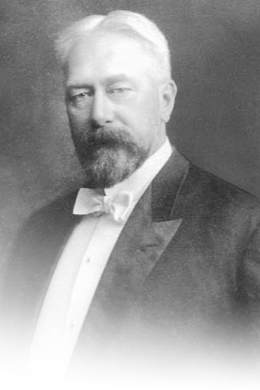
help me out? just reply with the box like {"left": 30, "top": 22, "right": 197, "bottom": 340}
{"left": 73, "top": 188, "right": 134, "bottom": 223}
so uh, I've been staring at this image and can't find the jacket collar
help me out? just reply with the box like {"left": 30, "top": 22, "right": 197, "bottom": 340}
{"left": 152, "top": 148, "right": 189, "bottom": 222}
{"left": 59, "top": 147, "right": 190, "bottom": 228}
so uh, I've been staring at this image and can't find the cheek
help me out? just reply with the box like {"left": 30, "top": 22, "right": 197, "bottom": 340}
{"left": 121, "top": 99, "right": 160, "bottom": 137}
{"left": 67, "top": 108, "right": 91, "bottom": 129}
{"left": 137, "top": 101, "right": 161, "bottom": 130}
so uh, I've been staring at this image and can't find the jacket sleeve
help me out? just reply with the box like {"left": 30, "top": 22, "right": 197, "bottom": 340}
{"left": 0, "top": 219, "right": 27, "bottom": 386}
{"left": 240, "top": 217, "right": 260, "bottom": 342}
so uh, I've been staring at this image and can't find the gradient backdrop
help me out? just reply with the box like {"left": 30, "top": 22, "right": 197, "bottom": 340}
{"left": 1, "top": 0, "right": 260, "bottom": 265}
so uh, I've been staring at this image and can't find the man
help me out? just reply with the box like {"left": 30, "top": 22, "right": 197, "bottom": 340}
{"left": 2, "top": 10, "right": 260, "bottom": 379}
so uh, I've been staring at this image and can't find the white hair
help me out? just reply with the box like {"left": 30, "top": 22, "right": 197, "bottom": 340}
{"left": 55, "top": 10, "right": 171, "bottom": 80}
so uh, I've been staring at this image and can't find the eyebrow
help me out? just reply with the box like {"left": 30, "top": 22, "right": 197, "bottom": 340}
{"left": 66, "top": 74, "right": 138, "bottom": 90}
{"left": 105, "top": 74, "right": 137, "bottom": 84}
{"left": 66, "top": 83, "right": 92, "bottom": 90}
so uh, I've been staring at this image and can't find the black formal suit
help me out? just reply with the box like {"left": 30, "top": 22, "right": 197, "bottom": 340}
{"left": 2, "top": 149, "right": 260, "bottom": 370}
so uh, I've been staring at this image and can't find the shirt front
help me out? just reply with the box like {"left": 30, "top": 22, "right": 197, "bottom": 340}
{"left": 27, "top": 138, "right": 173, "bottom": 378}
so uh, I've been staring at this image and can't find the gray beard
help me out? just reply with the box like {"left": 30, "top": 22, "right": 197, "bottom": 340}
{"left": 71, "top": 126, "right": 149, "bottom": 188}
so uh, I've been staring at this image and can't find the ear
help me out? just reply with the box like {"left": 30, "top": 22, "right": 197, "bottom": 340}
{"left": 159, "top": 79, "right": 177, "bottom": 123}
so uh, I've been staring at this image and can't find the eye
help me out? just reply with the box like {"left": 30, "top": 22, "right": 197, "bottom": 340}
{"left": 68, "top": 89, "right": 93, "bottom": 104}
{"left": 110, "top": 87, "right": 131, "bottom": 94}
{"left": 107, "top": 84, "right": 133, "bottom": 97}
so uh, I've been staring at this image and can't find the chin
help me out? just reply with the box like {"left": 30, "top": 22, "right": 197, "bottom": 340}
{"left": 80, "top": 146, "right": 147, "bottom": 188}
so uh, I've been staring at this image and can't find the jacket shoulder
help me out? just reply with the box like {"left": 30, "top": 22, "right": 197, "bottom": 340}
{"left": 189, "top": 163, "right": 259, "bottom": 204}
{"left": 7, "top": 190, "right": 80, "bottom": 268}
{"left": 180, "top": 162, "right": 260, "bottom": 220}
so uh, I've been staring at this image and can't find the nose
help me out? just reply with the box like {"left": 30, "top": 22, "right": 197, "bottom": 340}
{"left": 91, "top": 91, "right": 114, "bottom": 127}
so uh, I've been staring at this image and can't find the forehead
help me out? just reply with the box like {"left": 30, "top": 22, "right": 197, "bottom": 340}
{"left": 65, "top": 32, "right": 155, "bottom": 84}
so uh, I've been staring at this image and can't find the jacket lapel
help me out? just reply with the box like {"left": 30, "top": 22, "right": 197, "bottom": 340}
{"left": 62, "top": 151, "right": 188, "bottom": 388}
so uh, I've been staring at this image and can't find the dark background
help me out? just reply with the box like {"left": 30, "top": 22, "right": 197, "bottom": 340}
{"left": 1, "top": 0, "right": 260, "bottom": 262}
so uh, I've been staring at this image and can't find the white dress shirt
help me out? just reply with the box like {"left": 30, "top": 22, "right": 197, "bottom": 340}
{"left": 27, "top": 138, "right": 173, "bottom": 378}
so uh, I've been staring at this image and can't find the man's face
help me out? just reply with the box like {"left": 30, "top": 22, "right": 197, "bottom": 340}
{"left": 65, "top": 32, "right": 175, "bottom": 188}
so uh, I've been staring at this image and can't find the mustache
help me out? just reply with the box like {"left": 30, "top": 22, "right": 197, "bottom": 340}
{"left": 80, "top": 126, "right": 137, "bottom": 147}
